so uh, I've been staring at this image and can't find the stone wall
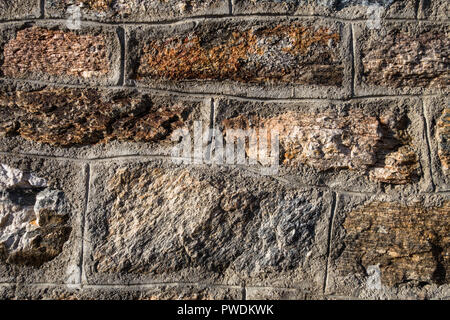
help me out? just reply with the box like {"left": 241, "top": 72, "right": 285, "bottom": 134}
{"left": 0, "top": 0, "right": 448, "bottom": 300}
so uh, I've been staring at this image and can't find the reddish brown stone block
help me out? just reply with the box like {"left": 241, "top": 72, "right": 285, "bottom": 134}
{"left": 2, "top": 27, "right": 108, "bottom": 79}
{"left": 0, "top": 24, "right": 120, "bottom": 85}
{"left": 356, "top": 23, "right": 449, "bottom": 95}
{"left": 0, "top": 86, "right": 196, "bottom": 147}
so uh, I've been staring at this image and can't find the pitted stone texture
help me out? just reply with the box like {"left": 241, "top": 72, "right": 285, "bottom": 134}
{"left": 0, "top": 86, "right": 199, "bottom": 147}
{"left": 418, "top": 0, "right": 450, "bottom": 20}
{"left": 0, "top": 0, "right": 40, "bottom": 20}
{"left": 0, "top": 155, "right": 83, "bottom": 284}
{"left": 46, "top": 0, "right": 229, "bottom": 22}
{"left": 0, "top": 174, "right": 71, "bottom": 266}
{"left": 233, "top": 0, "right": 416, "bottom": 19}
{"left": 134, "top": 23, "right": 341, "bottom": 85}
{"left": 328, "top": 194, "right": 450, "bottom": 298}
{"left": 355, "top": 23, "right": 449, "bottom": 95}
{"left": 128, "top": 19, "right": 351, "bottom": 98}
{"left": 0, "top": 23, "right": 120, "bottom": 85}
{"left": 216, "top": 98, "right": 424, "bottom": 189}
{"left": 85, "top": 162, "right": 330, "bottom": 290}
{"left": 13, "top": 283, "right": 242, "bottom": 300}
{"left": 424, "top": 96, "right": 450, "bottom": 191}
{"left": 437, "top": 108, "right": 450, "bottom": 176}
{"left": 246, "top": 287, "right": 306, "bottom": 300}
{"left": 0, "top": 163, "right": 46, "bottom": 189}
{"left": 2, "top": 27, "right": 108, "bottom": 79}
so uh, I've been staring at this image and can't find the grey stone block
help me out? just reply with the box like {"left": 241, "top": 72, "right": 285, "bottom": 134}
{"left": 0, "top": 0, "right": 41, "bottom": 20}
{"left": 45, "top": 0, "right": 230, "bottom": 22}
{"left": 83, "top": 159, "right": 331, "bottom": 293}
{"left": 0, "top": 154, "right": 85, "bottom": 285}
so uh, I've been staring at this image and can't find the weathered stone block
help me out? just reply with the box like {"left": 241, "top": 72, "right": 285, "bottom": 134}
{"left": 215, "top": 97, "right": 431, "bottom": 193}
{"left": 327, "top": 193, "right": 450, "bottom": 299}
{"left": 418, "top": 0, "right": 450, "bottom": 20}
{"left": 0, "top": 155, "right": 84, "bottom": 284}
{"left": 46, "top": 0, "right": 229, "bottom": 22}
{"left": 127, "top": 18, "right": 352, "bottom": 99}
{"left": 233, "top": 0, "right": 417, "bottom": 19}
{"left": 84, "top": 160, "right": 331, "bottom": 291}
{"left": 0, "top": 0, "right": 41, "bottom": 20}
{"left": 0, "top": 81, "right": 210, "bottom": 158}
{"left": 0, "top": 284, "right": 15, "bottom": 300}
{"left": 355, "top": 22, "right": 449, "bottom": 96}
{"left": 0, "top": 22, "right": 120, "bottom": 85}
{"left": 423, "top": 96, "right": 450, "bottom": 191}
{"left": 13, "top": 283, "right": 243, "bottom": 300}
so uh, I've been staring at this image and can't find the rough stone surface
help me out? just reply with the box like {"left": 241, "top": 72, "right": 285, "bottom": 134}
{"left": 134, "top": 22, "right": 341, "bottom": 85}
{"left": 2, "top": 27, "right": 108, "bottom": 79}
{"left": 356, "top": 23, "right": 449, "bottom": 95}
{"left": 12, "top": 284, "right": 242, "bottom": 300}
{"left": 424, "top": 96, "right": 450, "bottom": 191}
{"left": 418, "top": 0, "right": 450, "bottom": 20}
{"left": 45, "top": 0, "right": 229, "bottom": 22}
{"left": 216, "top": 97, "right": 427, "bottom": 192}
{"left": 0, "top": 0, "right": 41, "bottom": 20}
{"left": 127, "top": 19, "right": 352, "bottom": 98}
{"left": 328, "top": 194, "right": 450, "bottom": 299}
{"left": 0, "top": 165, "right": 71, "bottom": 266}
{"left": 0, "top": 86, "right": 197, "bottom": 147}
{"left": 0, "top": 0, "right": 447, "bottom": 301}
{"left": 0, "top": 155, "right": 84, "bottom": 284}
{"left": 233, "top": 0, "right": 417, "bottom": 19}
{"left": 437, "top": 107, "right": 450, "bottom": 176}
{"left": 85, "top": 161, "right": 330, "bottom": 290}
{"left": 246, "top": 287, "right": 306, "bottom": 300}
{"left": 342, "top": 201, "right": 449, "bottom": 286}
{"left": 0, "top": 23, "right": 120, "bottom": 85}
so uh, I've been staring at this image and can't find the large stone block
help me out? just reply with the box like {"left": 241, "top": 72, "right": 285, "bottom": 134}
{"left": 327, "top": 193, "right": 450, "bottom": 299}
{"left": 84, "top": 160, "right": 331, "bottom": 292}
{"left": 215, "top": 97, "right": 431, "bottom": 193}
{"left": 45, "top": 0, "right": 229, "bottom": 22}
{"left": 0, "top": 0, "right": 41, "bottom": 20}
{"left": 0, "top": 80, "right": 210, "bottom": 159}
{"left": 232, "top": 0, "right": 417, "bottom": 19}
{"left": 355, "top": 22, "right": 449, "bottom": 96}
{"left": 423, "top": 96, "right": 450, "bottom": 191}
{"left": 0, "top": 22, "right": 121, "bottom": 85}
{"left": 0, "top": 154, "right": 85, "bottom": 285}
{"left": 126, "top": 18, "right": 352, "bottom": 99}
{"left": 12, "top": 283, "right": 243, "bottom": 300}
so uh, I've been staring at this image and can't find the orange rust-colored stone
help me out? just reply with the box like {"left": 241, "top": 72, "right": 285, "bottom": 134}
{"left": 2, "top": 27, "right": 109, "bottom": 79}
{"left": 341, "top": 201, "right": 450, "bottom": 286}
{"left": 0, "top": 88, "right": 188, "bottom": 147}
{"left": 137, "top": 25, "right": 342, "bottom": 85}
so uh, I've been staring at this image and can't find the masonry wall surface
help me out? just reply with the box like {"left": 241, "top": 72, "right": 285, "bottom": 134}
{"left": 0, "top": 0, "right": 448, "bottom": 300}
